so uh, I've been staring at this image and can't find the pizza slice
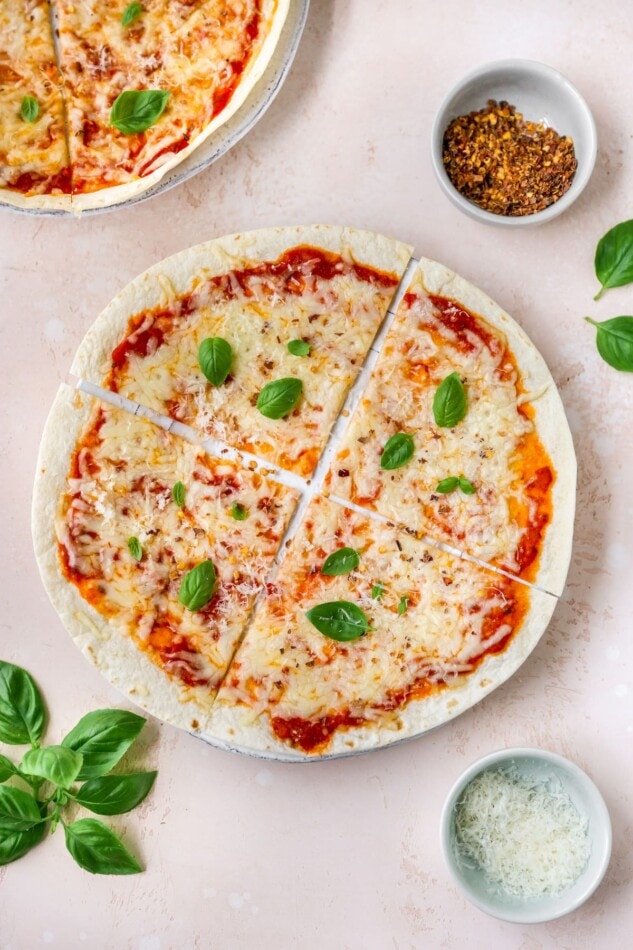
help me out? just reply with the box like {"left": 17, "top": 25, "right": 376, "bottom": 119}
{"left": 72, "top": 226, "right": 413, "bottom": 476}
{"left": 54, "top": 0, "right": 289, "bottom": 208}
{"left": 0, "top": 0, "right": 71, "bottom": 208}
{"left": 326, "top": 259, "right": 575, "bottom": 594}
{"left": 208, "top": 495, "right": 556, "bottom": 758}
{"left": 32, "top": 386, "right": 299, "bottom": 731}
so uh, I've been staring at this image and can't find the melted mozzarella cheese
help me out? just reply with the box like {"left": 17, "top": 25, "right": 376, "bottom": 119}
{"left": 327, "top": 271, "right": 548, "bottom": 573}
{"left": 0, "top": 0, "right": 70, "bottom": 194}
{"left": 214, "top": 496, "right": 529, "bottom": 748}
{"left": 54, "top": 0, "right": 277, "bottom": 192}
{"left": 107, "top": 259, "right": 398, "bottom": 476}
{"left": 58, "top": 400, "right": 298, "bottom": 708}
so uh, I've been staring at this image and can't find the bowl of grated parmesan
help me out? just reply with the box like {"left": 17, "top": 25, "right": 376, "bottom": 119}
{"left": 440, "top": 748, "right": 612, "bottom": 923}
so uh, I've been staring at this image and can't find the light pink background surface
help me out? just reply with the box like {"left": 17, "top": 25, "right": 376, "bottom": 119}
{"left": 1, "top": 1, "right": 632, "bottom": 947}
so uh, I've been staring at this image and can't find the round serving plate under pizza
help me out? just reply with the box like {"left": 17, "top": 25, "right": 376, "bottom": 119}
{"left": 0, "top": 0, "right": 309, "bottom": 218}
{"left": 32, "top": 225, "right": 576, "bottom": 762}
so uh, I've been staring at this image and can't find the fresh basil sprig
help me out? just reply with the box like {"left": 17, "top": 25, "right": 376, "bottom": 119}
{"left": 287, "top": 339, "right": 310, "bottom": 357}
{"left": 371, "top": 583, "right": 385, "bottom": 600}
{"left": 128, "top": 536, "right": 143, "bottom": 561}
{"left": 178, "top": 561, "right": 216, "bottom": 611}
{"left": 73, "top": 771, "right": 157, "bottom": 816}
{"left": 397, "top": 596, "right": 409, "bottom": 616}
{"left": 230, "top": 502, "right": 248, "bottom": 521}
{"left": 110, "top": 89, "right": 170, "bottom": 134}
{"left": 21, "top": 746, "right": 83, "bottom": 789}
{"left": 20, "top": 96, "right": 39, "bottom": 123}
{"left": 122, "top": 2, "right": 143, "bottom": 26}
{"left": 436, "top": 476, "right": 476, "bottom": 495}
{"left": 321, "top": 547, "right": 360, "bottom": 576}
{"left": 433, "top": 372, "right": 467, "bottom": 428}
{"left": 61, "top": 709, "right": 146, "bottom": 780}
{"left": 306, "top": 601, "right": 371, "bottom": 641}
{"left": 172, "top": 481, "right": 186, "bottom": 507}
{"left": 256, "top": 378, "right": 303, "bottom": 419}
{"left": 380, "top": 433, "right": 414, "bottom": 470}
{"left": 198, "top": 337, "right": 233, "bottom": 386}
{"left": 0, "top": 661, "right": 155, "bottom": 873}
{"left": 0, "top": 661, "right": 45, "bottom": 747}
{"left": 594, "top": 220, "right": 633, "bottom": 300}
{"left": 64, "top": 819, "right": 141, "bottom": 875}
{"left": 585, "top": 316, "right": 633, "bottom": 372}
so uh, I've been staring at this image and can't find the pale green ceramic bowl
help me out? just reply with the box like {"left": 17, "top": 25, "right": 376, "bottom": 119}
{"left": 440, "top": 748, "right": 612, "bottom": 923}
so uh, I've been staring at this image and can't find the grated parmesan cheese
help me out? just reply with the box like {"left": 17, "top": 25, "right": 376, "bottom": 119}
{"left": 454, "top": 766, "right": 590, "bottom": 899}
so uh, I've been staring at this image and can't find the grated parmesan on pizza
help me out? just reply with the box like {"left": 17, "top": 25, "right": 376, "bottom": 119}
{"left": 211, "top": 495, "right": 532, "bottom": 754}
{"left": 56, "top": 398, "right": 298, "bottom": 713}
{"left": 326, "top": 267, "right": 555, "bottom": 581}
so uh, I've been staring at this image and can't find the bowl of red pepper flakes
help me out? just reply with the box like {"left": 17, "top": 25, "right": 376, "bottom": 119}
{"left": 431, "top": 60, "right": 597, "bottom": 226}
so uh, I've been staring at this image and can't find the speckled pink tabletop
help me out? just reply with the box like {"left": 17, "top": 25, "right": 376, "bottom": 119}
{"left": 1, "top": 1, "right": 632, "bottom": 947}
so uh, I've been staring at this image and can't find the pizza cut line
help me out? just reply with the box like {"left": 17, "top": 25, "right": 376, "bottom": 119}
{"left": 33, "top": 226, "right": 576, "bottom": 757}
{"left": 1, "top": 0, "right": 289, "bottom": 211}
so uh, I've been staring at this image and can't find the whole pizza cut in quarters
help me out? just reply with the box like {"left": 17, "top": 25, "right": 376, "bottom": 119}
{"left": 326, "top": 259, "right": 575, "bottom": 595}
{"left": 209, "top": 495, "right": 557, "bottom": 758}
{"left": 32, "top": 386, "right": 299, "bottom": 732}
{"left": 71, "top": 226, "right": 414, "bottom": 476}
{"left": 1, "top": 0, "right": 289, "bottom": 211}
{"left": 33, "top": 226, "right": 576, "bottom": 758}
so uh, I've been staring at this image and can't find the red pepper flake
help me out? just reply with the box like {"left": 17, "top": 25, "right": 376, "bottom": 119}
{"left": 442, "top": 99, "right": 577, "bottom": 216}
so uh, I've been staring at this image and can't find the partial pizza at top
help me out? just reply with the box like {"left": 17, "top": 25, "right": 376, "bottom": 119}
{"left": 209, "top": 495, "right": 556, "bottom": 758}
{"left": 1, "top": 0, "right": 289, "bottom": 210}
{"left": 0, "top": 0, "right": 70, "bottom": 207}
{"left": 32, "top": 387, "right": 299, "bottom": 731}
{"left": 72, "top": 226, "right": 413, "bottom": 476}
{"left": 326, "top": 259, "right": 576, "bottom": 594}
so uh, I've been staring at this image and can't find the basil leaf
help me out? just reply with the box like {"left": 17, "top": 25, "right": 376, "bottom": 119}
{"left": 20, "top": 96, "right": 39, "bottom": 123}
{"left": 178, "top": 561, "right": 216, "bottom": 611}
{"left": 172, "top": 481, "right": 185, "bottom": 507}
{"left": 0, "top": 660, "right": 46, "bottom": 746}
{"left": 64, "top": 818, "right": 142, "bottom": 875}
{"left": 256, "top": 378, "right": 303, "bottom": 419}
{"left": 127, "top": 536, "right": 143, "bottom": 561}
{"left": 585, "top": 316, "right": 633, "bottom": 372}
{"left": 306, "top": 601, "right": 371, "bottom": 642}
{"left": 397, "top": 596, "right": 409, "bottom": 616}
{"left": 61, "top": 709, "right": 146, "bottom": 780}
{"left": 0, "top": 754, "right": 17, "bottom": 783}
{"left": 436, "top": 477, "right": 459, "bottom": 494}
{"left": 110, "top": 89, "right": 170, "bottom": 135}
{"left": 74, "top": 771, "right": 157, "bottom": 816}
{"left": 380, "top": 433, "right": 414, "bottom": 470}
{"left": 121, "top": 1, "right": 143, "bottom": 26}
{"left": 371, "top": 583, "right": 385, "bottom": 600}
{"left": 230, "top": 502, "right": 248, "bottom": 521}
{"left": 594, "top": 220, "right": 633, "bottom": 299}
{"left": 321, "top": 547, "right": 360, "bottom": 576}
{"left": 0, "top": 819, "right": 46, "bottom": 866}
{"left": 0, "top": 785, "right": 43, "bottom": 832}
{"left": 287, "top": 339, "right": 310, "bottom": 357}
{"left": 198, "top": 337, "right": 233, "bottom": 386}
{"left": 20, "top": 746, "right": 83, "bottom": 789}
{"left": 458, "top": 476, "right": 476, "bottom": 495}
{"left": 433, "top": 372, "right": 467, "bottom": 428}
